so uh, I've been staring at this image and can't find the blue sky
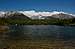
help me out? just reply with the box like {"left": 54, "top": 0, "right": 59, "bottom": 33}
{"left": 0, "top": 0, "right": 75, "bottom": 13}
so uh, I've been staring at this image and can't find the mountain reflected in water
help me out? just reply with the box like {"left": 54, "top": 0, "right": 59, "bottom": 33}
{"left": 7, "top": 25, "right": 75, "bottom": 40}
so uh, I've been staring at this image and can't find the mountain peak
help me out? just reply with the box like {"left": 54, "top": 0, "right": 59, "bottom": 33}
{"left": 0, "top": 11, "right": 75, "bottom": 19}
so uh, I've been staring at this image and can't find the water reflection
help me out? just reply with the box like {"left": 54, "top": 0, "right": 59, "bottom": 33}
{"left": 4, "top": 25, "right": 75, "bottom": 41}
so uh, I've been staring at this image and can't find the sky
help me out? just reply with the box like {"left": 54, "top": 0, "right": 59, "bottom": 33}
{"left": 0, "top": 0, "right": 75, "bottom": 13}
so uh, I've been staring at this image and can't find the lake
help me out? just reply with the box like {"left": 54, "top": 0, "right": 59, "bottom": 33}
{"left": 0, "top": 25, "right": 75, "bottom": 49}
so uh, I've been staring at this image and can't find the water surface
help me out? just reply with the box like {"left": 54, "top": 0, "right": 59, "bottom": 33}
{"left": 7, "top": 25, "right": 75, "bottom": 41}
{"left": 0, "top": 25, "right": 75, "bottom": 49}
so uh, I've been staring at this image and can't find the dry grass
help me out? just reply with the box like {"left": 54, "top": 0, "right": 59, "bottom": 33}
{"left": 0, "top": 26, "right": 9, "bottom": 32}
{"left": 0, "top": 39, "right": 75, "bottom": 49}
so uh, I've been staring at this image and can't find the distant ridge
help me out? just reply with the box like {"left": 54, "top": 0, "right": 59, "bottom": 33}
{"left": 0, "top": 10, "right": 75, "bottom": 19}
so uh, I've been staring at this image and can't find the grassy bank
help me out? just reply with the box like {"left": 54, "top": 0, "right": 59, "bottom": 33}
{"left": 0, "top": 39, "right": 75, "bottom": 49}
{"left": 0, "top": 18, "right": 75, "bottom": 26}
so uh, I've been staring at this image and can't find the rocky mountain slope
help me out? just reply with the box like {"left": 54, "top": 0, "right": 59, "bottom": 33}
{"left": 0, "top": 11, "right": 75, "bottom": 19}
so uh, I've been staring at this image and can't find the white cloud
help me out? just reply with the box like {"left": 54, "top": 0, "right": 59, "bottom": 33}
{"left": 19, "top": 10, "right": 70, "bottom": 17}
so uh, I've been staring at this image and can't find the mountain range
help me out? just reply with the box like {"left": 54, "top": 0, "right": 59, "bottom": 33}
{"left": 0, "top": 11, "right": 75, "bottom": 19}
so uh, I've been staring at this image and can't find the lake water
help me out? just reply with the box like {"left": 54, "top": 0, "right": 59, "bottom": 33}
{"left": 0, "top": 25, "right": 75, "bottom": 49}
{"left": 7, "top": 25, "right": 75, "bottom": 40}
{"left": 4, "top": 25, "right": 75, "bottom": 40}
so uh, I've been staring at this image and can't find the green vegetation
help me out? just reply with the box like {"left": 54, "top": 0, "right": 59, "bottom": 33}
{"left": 0, "top": 18, "right": 75, "bottom": 26}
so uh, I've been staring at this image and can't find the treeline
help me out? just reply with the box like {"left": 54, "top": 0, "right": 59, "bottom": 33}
{"left": 0, "top": 18, "right": 75, "bottom": 25}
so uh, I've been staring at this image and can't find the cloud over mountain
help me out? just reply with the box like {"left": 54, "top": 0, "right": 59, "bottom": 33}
{"left": 18, "top": 10, "right": 75, "bottom": 17}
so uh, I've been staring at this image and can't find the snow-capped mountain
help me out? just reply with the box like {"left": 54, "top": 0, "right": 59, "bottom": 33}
{"left": 0, "top": 11, "right": 30, "bottom": 19}
{"left": 18, "top": 11, "right": 75, "bottom": 19}
{"left": 0, "top": 10, "right": 75, "bottom": 19}
{"left": 45, "top": 13, "right": 75, "bottom": 19}
{"left": 0, "top": 11, "right": 6, "bottom": 17}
